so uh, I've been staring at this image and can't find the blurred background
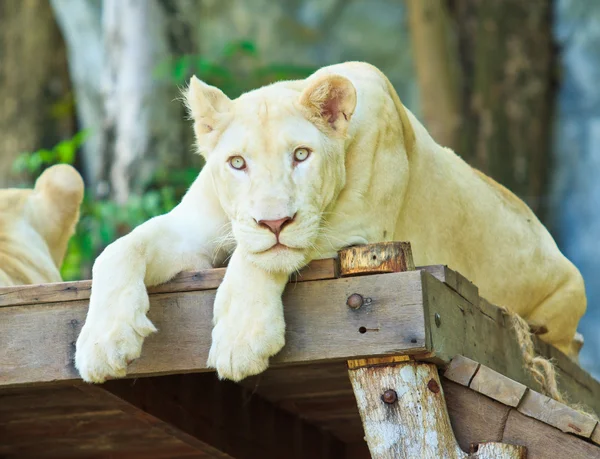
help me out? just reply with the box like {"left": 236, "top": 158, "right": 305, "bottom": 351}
{"left": 1, "top": 0, "right": 599, "bottom": 376}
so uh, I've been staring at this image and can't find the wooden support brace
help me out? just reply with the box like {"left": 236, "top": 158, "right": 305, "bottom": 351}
{"left": 347, "top": 358, "right": 527, "bottom": 458}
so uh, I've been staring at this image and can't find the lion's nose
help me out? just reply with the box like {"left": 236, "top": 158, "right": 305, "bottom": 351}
{"left": 258, "top": 216, "right": 294, "bottom": 235}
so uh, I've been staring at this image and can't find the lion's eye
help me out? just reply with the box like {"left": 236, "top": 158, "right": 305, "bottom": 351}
{"left": 294, "top": 147, "right": 311, "bottom": 163}
{"left": 228, "top": 156, "right": 246, "bottom": 170}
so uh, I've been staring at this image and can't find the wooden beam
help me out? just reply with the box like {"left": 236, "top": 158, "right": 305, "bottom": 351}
{"left": 3, "top": 257, "right": 599, "bottom": 420}
{"left": 420, "top": 269, "right": 600, "bottom": 415}
{"left": 104, "top": 373, "right": 346, "bottom": 459}
{"left": 347, "top": 358, "right": 526, "bottom": 458}
{"left": 503, "top": 410, "right": 600, "bottom": 459}
{"left": 0, "top": 270, "right": 427, "bottom": 387}
{"left": 0, "top": 383, "right": 232, "bottom": 458}
{"left": 0, "top": 258, "right": 338, "bottom": 308}
{"left": 338, "top": 241, "right": 415, "bottom": 276}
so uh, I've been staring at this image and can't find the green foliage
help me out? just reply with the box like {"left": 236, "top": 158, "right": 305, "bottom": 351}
{"left": 154, "top": 40, "right": 316, "bottom": 98}
{"left": 12, "top": 130, "right": 89, "bottom": 176}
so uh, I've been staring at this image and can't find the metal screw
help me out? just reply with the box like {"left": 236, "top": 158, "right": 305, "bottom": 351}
{"left": 346, "top": 293, "right": 364, "bottom": 309}
{"left": 434, "top": 313, "right": 441, "bottom": 327}
{"left": 381, "top": 389, "right": 397, "bottom": 404}
{"left": 427, "top": 379, "right": 440, "bottom": 394}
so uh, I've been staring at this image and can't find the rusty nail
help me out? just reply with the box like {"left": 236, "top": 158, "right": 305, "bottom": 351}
{"left": 381, "top": 389, "right": 397, "bottom": 404}
{"left": 427, "top": 379, "right": 440, "bottom": 394}
{"left": 347, "top": 293, "right": 364, "bottom": 309}
{"left": 434, "top": 313, "right": 441, "bottom": 327}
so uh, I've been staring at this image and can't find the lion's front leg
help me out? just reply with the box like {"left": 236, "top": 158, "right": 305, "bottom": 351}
{"left": 76, "top": 169, "right": 228, "bottom": 383}
{"left": 207, "top": 249, "right": 288, "bottom": 381}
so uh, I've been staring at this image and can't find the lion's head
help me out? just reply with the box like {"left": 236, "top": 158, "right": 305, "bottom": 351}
{"left": 185, "top": 73, "right": 357, "bottom": 272}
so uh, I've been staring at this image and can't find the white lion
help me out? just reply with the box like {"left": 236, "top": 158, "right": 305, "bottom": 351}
{"left": 75, "top": 62, "right": 586, "bottom": 383}
{"left": 0, "top": 164, "right": 83, "bottom": 287}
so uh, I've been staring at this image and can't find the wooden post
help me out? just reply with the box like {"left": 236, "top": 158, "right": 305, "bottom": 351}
{"left": 348, "top": 358, "right": 527, "bottom": 458}
{"left": 342, "top": 242, "right": 526, "bottom": 458}
{"left": 338, "top": 241, "right": 415, "bottom": 276}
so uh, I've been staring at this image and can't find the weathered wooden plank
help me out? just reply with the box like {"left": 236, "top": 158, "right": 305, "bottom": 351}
{"left": 421, "top": 265, "right": 600, "bottom": 416}
{"left": 418, "top": 265, "right": 479, "bottom": 306}
{"left": 534, "top": 338, "right": 600, "bottom": 418}
{"left": 442, "top": 378, "right": 511, "bottom": 453}
{"left": 348, "top": 361, "right": 525, "bottom": 458}
{"left": 421, "top": 272, "right": 538, "bottom": 388}
{"left": 592, "top": 423, "right": 600, "bottom": 446}
{"left": 502, "top": 410, "right": 600, "bottom": 459}
{"left": 517, "top": 389, "right": 597, "bottom": 437}
{"left": 0, "top": 258, "right": 339, "bottom": 308}
{"left": 105, "top": 373, "right": 346, "bottom": 459}
{"left": 470, "top": 365, "right": 527, "bottom": 408}
{"left": 339, "top": 241, "right": 415, "bottom": 276}
{"left": 347, "top": 355, "right": 410, "bottom": 369}
{"left": 443, "top": 355, "right": 480, "bottom": 387}
{"left": 0, "top": 271, "right": 427, "bottom": 387}
{"left": 349, "top": 361, "right": 466, "bottom": 458}
{"left": 0, "top": 383, "right": 231, "bottom": 458}
{"left": 421, "top": 271, "right": 600, "bottom": 415}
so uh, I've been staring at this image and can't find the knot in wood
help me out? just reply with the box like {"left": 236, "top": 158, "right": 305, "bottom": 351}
{"left": 346, "top": 293, "right": 364, "bottom": 310}
{"left": 427, "top": 378, "right": 440, "bottom": 394}
{"left": 381, "top": 389, "right": 397, "bottom": 404}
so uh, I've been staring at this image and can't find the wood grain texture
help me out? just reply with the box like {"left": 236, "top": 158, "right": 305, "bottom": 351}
{"left": 470, "top": 443, "right": 526, "bottom": 459}
{"left": 442, "top": 378, "right": 511, "bottom": 453}
{"left": 347, "top": 355, "right": 410, "bottom": 369}
{"left": 419, "top": 265, "right": 479, "bottom": 306}
{"left": 105, "top": 373, "right": 346, "bottom": 459}
{"left": 0, "top": 258, "right": 339, "bottom": 308}
{"left": 592, "top": 423, "right": 600, "bottom": 446}
{"left": 0, "top": 271, "right": 427, "bottom": 387}
{"left": 339, "top": 242, "right": 415, "bottom": 276}
{"left": 349, "top": 362, "right": 465, "bottom": 458}
{"left": 421, "top": 272, "right": 538, "bottom": 388}
{"left": 502, "top": 410, "right": 600, "bottom": 459}
{"left": 444, "top": 355, "right": 480, "bottom": 387}
{"left": 0, "top": 384, "right": 231, "bottom": 458}
{"left": 517, "top": 389, "right": 597, "bottom": 437}
{"left": 348, "top": 362, "right": 525, "bottom": 459}
{"left": 470, "top": 365, "right": 527, "bottom": 408}
{"left": 421, "top": 270, "right": 600, "bottom": 415}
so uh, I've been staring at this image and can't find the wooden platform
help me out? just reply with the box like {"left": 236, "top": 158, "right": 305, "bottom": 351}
{"left": 2, "top": 256, "right": 600, "bottom": 458}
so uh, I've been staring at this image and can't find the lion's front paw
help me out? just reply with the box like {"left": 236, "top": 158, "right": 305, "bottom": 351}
{"left": 207, "top": 287, "right": 285, "bottom": 381}
{"left": 75, "top": 287, "right": 156, "bottom": 383}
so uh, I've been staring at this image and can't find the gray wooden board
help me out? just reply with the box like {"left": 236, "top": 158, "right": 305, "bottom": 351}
{"left": 0, "top": 271, "right": 427, "bottom": 387}
{"left": 0, "top": 259, "right": 339, "bottom": 308}
{"left": 503, "top": 410, "right": 600, "bottom": 459}
{"left": 420, "top": 271, "right": 600, "bottom": 415}
{"left": 442, "top": 378, "right": 511, "bottom": 453}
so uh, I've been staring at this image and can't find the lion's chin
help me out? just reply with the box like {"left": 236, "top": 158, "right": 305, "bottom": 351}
{"left": 246, "top": 244, "right": 308, "bottom": 273}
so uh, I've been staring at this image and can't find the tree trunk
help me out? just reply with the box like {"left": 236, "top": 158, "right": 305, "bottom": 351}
{"left": 0, "top": 0, "right": 75, "bottom": 187}
{"left": 51, "top": 0, "right": 199, "bottom": 202}
{"left": 408, "top": 0, "right": 556, "bottom": 220}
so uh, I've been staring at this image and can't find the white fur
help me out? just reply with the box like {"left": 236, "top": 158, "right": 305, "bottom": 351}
{"left": 76, "top": 62, "right": 586, "bottom": 383}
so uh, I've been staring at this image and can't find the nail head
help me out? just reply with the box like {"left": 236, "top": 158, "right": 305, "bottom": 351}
{"left": 347, "top": 293, "right": 364, "bottom": 309}
{"left": 381, "top": 389, "right": 398, "bottom": 404}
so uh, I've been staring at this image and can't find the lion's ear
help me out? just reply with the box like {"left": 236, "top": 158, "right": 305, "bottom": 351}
{"left": 185, "top": 76, "right": 232, "bottom": 135}
{"left": 299, "top": 74, "right": 356, "bottom": 135}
